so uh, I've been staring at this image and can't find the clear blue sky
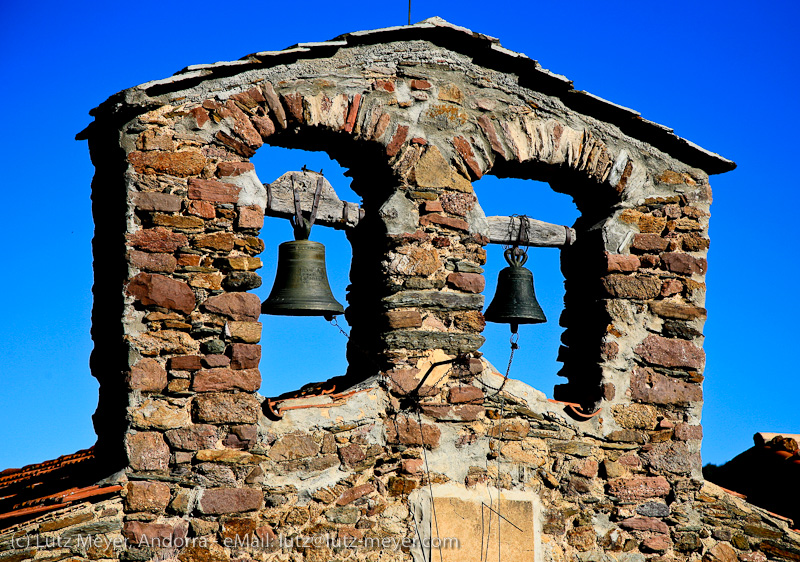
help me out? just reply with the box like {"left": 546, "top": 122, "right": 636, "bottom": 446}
{"left": 0, "top": 0, "right": 797, "bottom": 470}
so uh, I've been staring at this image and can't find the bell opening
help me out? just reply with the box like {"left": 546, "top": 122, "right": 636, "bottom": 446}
{"left": 474, "top": 175, "right": 579, "bottom": 397}
{"left": 252, "top": 147, "right": 357, "bottom": 398}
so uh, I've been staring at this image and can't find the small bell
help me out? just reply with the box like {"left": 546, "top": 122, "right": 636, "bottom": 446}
{"left": 484, "top": 247, "right": 546, "bottom": 333}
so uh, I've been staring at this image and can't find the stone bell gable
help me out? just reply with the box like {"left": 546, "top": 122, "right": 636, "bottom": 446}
{"left": 3, "top": 16, "right": 799, "bottom": 562}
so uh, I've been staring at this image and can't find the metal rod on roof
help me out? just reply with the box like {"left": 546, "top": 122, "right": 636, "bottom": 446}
{"left": 408, "top": 0, "right": 411, "bottom": 25}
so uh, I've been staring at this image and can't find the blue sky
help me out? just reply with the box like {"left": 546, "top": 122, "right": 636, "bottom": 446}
{"left": 0, "top": 0, "right": 797, "bottom": 470}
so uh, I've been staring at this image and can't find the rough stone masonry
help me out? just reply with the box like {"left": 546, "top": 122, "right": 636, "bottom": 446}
{"left": 2, "top": 16, "right": 799, "bottom": 562}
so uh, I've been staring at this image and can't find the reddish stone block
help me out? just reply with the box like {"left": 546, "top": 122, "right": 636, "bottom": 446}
{"left": 186, "top": 200, "right": 215, "bottom": 219}
{"left": 336, "top": 484, "right": 375, "bottom": 506}
{"left": 177, "top": 254, "right": 202, "bottom": 267}
{"left": 418, "top": 213, "right": 469, "bottom": 231}
{"left": 237, "top": 205, "right": 264, "bottom": 230}
{"left": 674, "top": 423, "right": 703, "bottom": 441}
{"left": 338, "top": 443, "right": 366, "bottom": 468}
{"left": 642, "top": 534, "right": 672, "bottom": 552}
{"left": 385, "top": 368, "right": 437, "bottom": 397}
{"left": 343, "top": 93, "right": 361, "bottom": 133}
{"left": 129, "top": 250, "right": 177, "bottom": 273}
{"left": 170, "top": 355, "right": 203, "bottom": 371}
{"left": 190, "top": 107, "right": 210, "bottom": 128}
{"left": 452, "top": 136, "right": 483, "bottom": 179}
{"left": 447, "top": 385, "right": 483, "bottom": 404}
{"left": 385, "top": 415, "right": 441, "bottom": 448}
{"left": 128, "top": 227, "right": 188, "bottom": 253}
{"left": 192, "top": 232, "right": 233, "bottom": 252}
{"left": 198, "top": 488, "right": 262, "bottom": 514}
{"left": 373, "top": 79, "right": 395, "bottom": 92}
{"left": 228, "top": 343, "right": 261, "bottom": 370}
{"left": 203, "top": 292, "right": 261, "bottom": 321}
{"left": 192, "top": 367, "right": 261, "bottom": 392}
{"left": 215, "top": 130, "right": 256, "bottom": 157}
{"left": 281, "top": 92, "right": 304, "bottom": 123}
{"left": 127, "top": 432, "right": 170, "bottom": 471}
{"left": 128, "top": 150, "right": 206, "bottom": 177}
{"left": 632, "top": 233, "right": 669, "bottom": 252}
{"left": 132, "top": 192, "right": 182, "bottom": 212}
{"left": 217, "top": 162, "right": 254, "bottom": 177}
{"left": 411, "top": 137, "right": 427, "bottom": 145}
{"left": 446, "top": 272, "right": 485, "bottom": 293}
{"left": 194, "top": 393, "right": 260, "bottom": 424}
{"left": 127, "top": 272, "right": 195, "bottom": 314}
{"left": 681, "top": 232, "right": 710, "bottom": 252}
{"left": 410, "top": 79, "right": 432, "bottom": 90}
{"left": 630, "top": 367, "right": 703, "bottom": 406}
{"left": 639, "top": 255, "right": 661, "bottom": 269}
{"left": 635, "top": 334, "right": 705, "bottom": 369}
{"left": 203, "top": 354, "right": 230, "bottom": 368}
{"left": 373, "top": 112, "right": 391, "bottom": 140}
{"left": 122, "top": 521, "right": 176, "bottom": 544}
{"left": 607, "top": 475, "right": 670, "bottom": 500}
{"left": 231, "top": 87, "right": 266, "bottom": 107}
{"left": 606, "top": 253, "right": 640, "bottom": 273}
{"left": 601, "top": 341, "right": 619, "bottom": 360}
{"left": 402, "top": 458, "right": 424, "bottom": 474}
{"left": 620, "top": 517, "right": 669, "bottom": 534}
{"left": 251, "top": 115, "right": 275, "bottom": 139}
{"left": 128, "top": 357, "right": 167, "bottom": 392}
{"left": 386, "top": 125, "right": 409, "bottom": 157}
{"left": 662, "top": 252, "right": 707, "bottom": 275}
{"left": 187, "top": 178, "right": 240, "bottom": 203}
{"left": 602, "top": 274, "right": 661, "bottom": 299}
{"left": 660, "top": 278, "right": 683, "bottom": 296}
{"left": 125, "top": 481, "right": 171, "bottom": 512}
{"left": 164, "top": 424, "right": 218, "bottom": 450}
{"left": 422, "top": 201, "right": 444, "bottom": 213}
{"left": 477, "top": 115, "right": 505, "bottom": 156}
{"left": 573, "top": 459, "right": 599, "bottom": 478}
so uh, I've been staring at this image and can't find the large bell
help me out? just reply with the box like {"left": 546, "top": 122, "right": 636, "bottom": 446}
{"left": 261, "top": 239, "right": 344, "bottom": 318}
{"left": 484, "top": 247, "right": 547, "bottom": 333}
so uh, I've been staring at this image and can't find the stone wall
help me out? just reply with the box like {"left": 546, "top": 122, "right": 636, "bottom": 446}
{"left": 6, "top": 17, "right": 797, "bottom": 562}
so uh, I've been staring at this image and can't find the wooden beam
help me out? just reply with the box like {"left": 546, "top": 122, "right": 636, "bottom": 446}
{"left": 263, "top": 172, "right": 574, "bottom": 248}
{"left": 486, "top": 216, "right": 575, "bottom": 247}
{"left": 264, "top": 171, "right": 363, "bottom": 230}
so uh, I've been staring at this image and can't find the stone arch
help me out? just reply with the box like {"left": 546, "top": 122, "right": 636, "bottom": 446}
{"left": 162, "top": 74, "right": 636, "bottom": 407}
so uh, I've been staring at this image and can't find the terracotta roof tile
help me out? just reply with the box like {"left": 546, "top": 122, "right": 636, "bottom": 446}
{"left": 0, "top": 447, "right": 122, "bottom": 530}
{"left": 705, "top": 432, "right": 800, "bottom": 528}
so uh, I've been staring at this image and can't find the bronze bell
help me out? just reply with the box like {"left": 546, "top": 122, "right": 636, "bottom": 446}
{"left": 484, "top": 247, "right": 546, "bottom": 333}
{"left": 262, "top": 174, "right": 344, "bottom": 319}
{"left": 261, "top": 238, "right": 344, "bottom": 319}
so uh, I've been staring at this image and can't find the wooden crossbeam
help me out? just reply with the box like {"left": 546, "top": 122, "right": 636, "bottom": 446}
{"left": 264, "top": 171, "right": 363, "bottom": 230}
{"left": 486, "top": 216, "right": 576, "bottom": 247}
{"left": 263, "top": 171, "right": 575, "bottom": 247}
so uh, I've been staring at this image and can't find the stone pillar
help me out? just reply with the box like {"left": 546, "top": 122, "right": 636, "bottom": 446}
{"left": 99, "top": 91, "right": 274, "bottom": 543}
